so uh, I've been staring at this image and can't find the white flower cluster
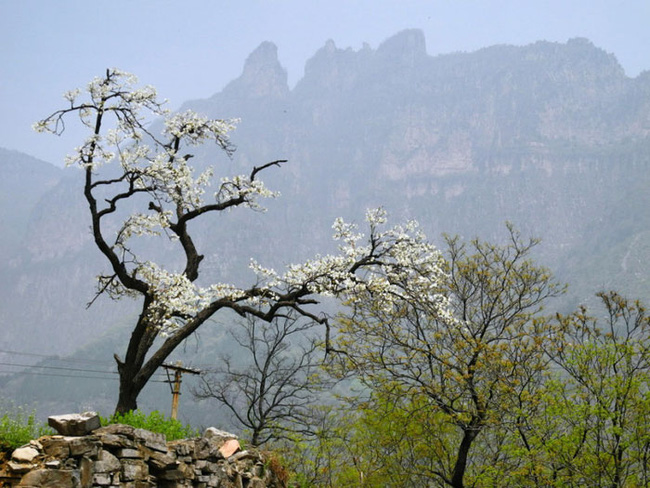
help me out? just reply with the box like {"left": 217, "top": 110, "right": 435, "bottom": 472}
{"left": 115, "top": 211, "right": 173, "bottom": 250}
{"left": 34, "top": 69, "right": 167, "bottom": 168}
{"left": 64, "top": 134, "right": 116, "bottom": 168}
{"left": 135, "top": 262, "right": 249, "bottom": 333}
{"left": 164, "top": 110, "right": 237, "bottom": 146}
{"left": 136, "top": 262, "right": 204, "bottom": 332}
{"left": 133, "top": 151, "right": 214, "bottom": 210}
{"left": 253, "top": 208, "right": 452, "bottom": 316}
{"left": 107, "top": 209, "right": 450, "bottom": 334}
{"left": 216, "top": 175, "right": 279, "bottom": 211}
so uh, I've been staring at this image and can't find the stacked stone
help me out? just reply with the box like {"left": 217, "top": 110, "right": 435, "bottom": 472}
{"left": 0, "top": 413, "right": 281, "bottom": 488}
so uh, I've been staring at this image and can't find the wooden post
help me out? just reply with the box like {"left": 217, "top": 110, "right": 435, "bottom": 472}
{"left": 162, "top": 362, "right": 201, "bottom": 420}
{"left": 170, "top": 369, "right": 182, "bottom": 420}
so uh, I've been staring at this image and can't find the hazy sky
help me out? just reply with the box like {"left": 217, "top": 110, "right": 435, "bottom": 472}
{"left": 2, "top": 0, "right": 649, "bottom": 165}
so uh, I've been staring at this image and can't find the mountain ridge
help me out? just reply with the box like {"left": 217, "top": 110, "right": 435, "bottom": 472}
{"left": 1, "top": 30, "right": 649, "bottom": 418}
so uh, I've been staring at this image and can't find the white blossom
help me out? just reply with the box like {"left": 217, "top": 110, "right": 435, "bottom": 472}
{"left": 115, "top": 211, "right": 173, "bottom": 249}
{"left": 216, "top": 175, "right": 279, "bottom": 210}
{"left": 34, "top": 68, "right": 455, "bottom": 339}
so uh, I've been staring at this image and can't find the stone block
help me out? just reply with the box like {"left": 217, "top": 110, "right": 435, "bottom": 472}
{"left": 203, "top": 427, "right": 238, "bottom": 441}
{"left": 7, "top": 461, "right": 34, "bottom": 474}
{"left": 248, "top": 478, "right": 267, "bottom": 488}
{"left": 117, "top": 447, "right": 144, "bottom": 459}
{"left": 80, "top": 455, "right": 94, "bottom": 487}
{"left": 91, "top": 448, "right": 121, "bottom": 473}
{"left": 96, "top": 432, "right": 136, "bottom": 449}
{"left": 147, "top": 449, "right": 178, "bottom": 470}
{"left": 12, "top": 446, "right": 39, "bottom": 463}
{"left": 134, "top": 428, "right": 167, "bottom": 452}
{"left": 121, "top": 459, "right": 148, "bottom": 481}
{"left": 94, "top": 449, "right": 122, "bottom": 473}
{"left": 168, "top": 439, "right": 193, "bottom": 457}
{"left": 18, "top": 468, "right": 79, "bottom": 487}
{"left": 228, "top": 449, "right": 255, "bottom": 463}
{"left": 193, "top": 438, "right": 211, "bottom": 460}
{"left": 48, "top": 412, "right": 100, "bottom": 436}
{"left": 68, "top": 436, "right": 101, "bottom": 458}
{"left": 219, "top": 439, "right": 240, "bottom": 459}
{"left": 93, "top": 423, "right": 135, "bottom": 438}
{"left": 41, "top": 436, "right": 71, "bottom": 458}
{"left": 93, "top": 472, "right": 113, "bottom": 485}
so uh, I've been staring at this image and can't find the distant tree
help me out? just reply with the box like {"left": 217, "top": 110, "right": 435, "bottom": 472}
{"left": 35, "top": 70, "right": 448, "bottom": 414}
{"left": 331, "top": 226, "right": 565, "bottom": 488}
{"left": 194, "top": 313, "right": 325, "bottom": 446}
{"left": 532, "top": 292, "right": 650, "bottom": 487}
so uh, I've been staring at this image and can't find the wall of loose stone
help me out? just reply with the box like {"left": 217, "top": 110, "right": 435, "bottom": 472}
{"left": 0, "top": 413, "right": 286, "bottom": 488}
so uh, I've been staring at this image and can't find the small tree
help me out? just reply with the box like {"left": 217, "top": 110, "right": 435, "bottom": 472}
{"left": 36, "top": 70, "right": 448, "bottom": 414}
{"left": 332, "top": 226, "right": 565, "bottom": 488}
{"left": 538, "top": 292, "right": 650, "bottom": 487}
{"left": 195, "top": 313, "right": 325, "bottom": 446}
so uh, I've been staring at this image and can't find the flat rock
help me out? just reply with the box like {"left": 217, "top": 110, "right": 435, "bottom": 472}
{"left": 219, "top": 439, "right": 240, "bottom": 459}
{"left": 12, "top": 447, "right": 39, "bottom": 463}
{"left": 203, "top": 427, "right": 238, "bottom": 440}
{"left": 93, "top": 423, "right": 135, "bottom": 438}
{"left": 48, "top": 412, "right": 100, "bottom": 436}
{"left": 18, "top": 468, "right": 77, "bottom": 487}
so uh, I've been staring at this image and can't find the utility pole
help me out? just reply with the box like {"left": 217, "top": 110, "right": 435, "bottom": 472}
{"left": 162, "top": 362, "right": 201, "bottom": 420}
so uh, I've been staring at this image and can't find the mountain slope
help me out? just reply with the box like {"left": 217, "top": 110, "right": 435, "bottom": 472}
{"left": 1, "top": 30, "right": 649, "bottom": 418}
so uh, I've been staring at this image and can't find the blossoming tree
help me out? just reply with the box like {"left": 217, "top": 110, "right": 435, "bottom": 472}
{"left": 36, "top": 69, "right": 450, "bottom": 414}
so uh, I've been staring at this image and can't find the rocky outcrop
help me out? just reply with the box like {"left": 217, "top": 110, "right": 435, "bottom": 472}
{"left": 222, "top": 41, "right": 289, "bottom": 100}
{"left": 0, "top": 413, "right": 285, "bottom": 488}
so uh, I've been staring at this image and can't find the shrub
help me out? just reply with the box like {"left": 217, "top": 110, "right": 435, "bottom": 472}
{"left": 101, "top": 410, "right": 199, "bottom": 441}
{"left": 0, "top": 407, "right": 53, "bottom": 451}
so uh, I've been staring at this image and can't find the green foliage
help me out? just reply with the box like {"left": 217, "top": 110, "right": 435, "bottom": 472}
{"left": 101, "top": 410, "right": 199, "bottom": 441}
{"left": 330, "top": 226, "right": 565, "bottom": 487}
{"left": 0, "top": 407, "right": 53, "bottom": 452}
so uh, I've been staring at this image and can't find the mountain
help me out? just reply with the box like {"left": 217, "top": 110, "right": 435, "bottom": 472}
{"left": 183, "top": 30, "right": 650, "bottom": 304}
{"left": 1, "top": 30, "right": 649, "bottom": 419}
{"left": 0, "top": 149, "right": 62, "bottom": 257}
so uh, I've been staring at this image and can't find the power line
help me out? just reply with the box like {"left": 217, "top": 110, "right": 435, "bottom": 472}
{"left": 0, "top": 369, "right": 168, "bottom": 383}
{"left": 0, "top": 370, "right": 119, "bottom": 381}
{"left": 0, "top": 348, "right": 115, "bottom": 365}
{"left": 0, "top": 361, "right": 119, "bottom": 375}
{"left": 0, "top": 349, "right": 202, "bottom": 383}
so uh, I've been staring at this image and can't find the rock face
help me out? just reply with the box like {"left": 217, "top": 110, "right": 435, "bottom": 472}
{"left": 222, "top": 41, "right": 289, "bottom": 100}
{"left": 0, "top": 421, "right": 284, "bottom": 488}
{"left": 1, "top": 29, "right": 650, "bottom": 419}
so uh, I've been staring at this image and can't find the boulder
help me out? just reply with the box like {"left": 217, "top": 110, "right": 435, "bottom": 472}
{"left": 48, "top": 412, "right": 100, "bottom": 436}
{"left": 11, "top": 447, "right": 39, "bottom": 463}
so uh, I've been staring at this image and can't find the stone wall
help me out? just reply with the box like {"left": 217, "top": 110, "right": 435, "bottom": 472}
{"left": 0, "top": 413, "right": 286, "bottom": 488}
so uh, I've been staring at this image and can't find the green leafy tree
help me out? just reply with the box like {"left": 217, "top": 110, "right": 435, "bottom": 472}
{"left": 539, "top": 292, "right": 650, "bottom": 487}
{"left": 486, "top": 292, "right": 650, "bottom": 487}
{"left": 331, "top": 226, "right": 564, "bottom": 488}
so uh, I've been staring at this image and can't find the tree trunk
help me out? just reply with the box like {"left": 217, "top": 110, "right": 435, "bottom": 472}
{"left": 450, "top": 427, "right": 479, "bottom": 488}
{"left": 115, "top": 384, "right": 140, "bottom": 415}
{"left": 114, "top": 360, "right": 147, "bottom": 415}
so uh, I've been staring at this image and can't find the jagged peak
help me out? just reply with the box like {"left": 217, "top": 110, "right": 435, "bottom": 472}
{"left": 223, "top": 41, "right": 289, "bottom": 99}
{"left": 323, "top": 39, "right": 337, "bottom": 54}
{"left": 376, "top": 29, "right": 427, "bottom": 64}
{"left": 300, "top": 37, "right": 373, "bottom": 88}
{"left": 243, "top": 41, "right": 281, "bottom": 71}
